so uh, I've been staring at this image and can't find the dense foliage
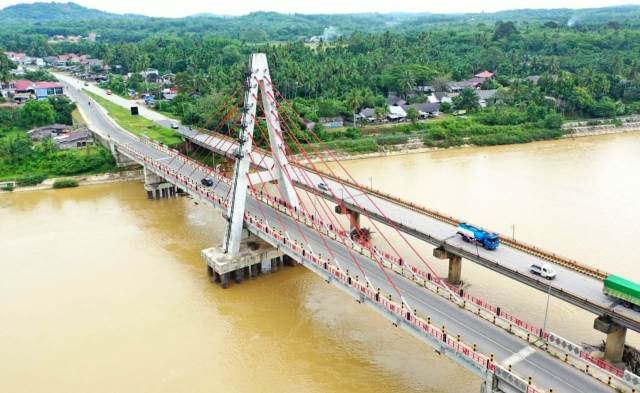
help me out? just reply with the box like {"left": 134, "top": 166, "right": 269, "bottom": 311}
{"left": 0, "top": 108, "right": 116, "bottom": 182}
{"left": 3, "top": 3, "right": 640, "bottom": 43}
{"left": 3, "top": 3, "right": 640, "bottom": 155}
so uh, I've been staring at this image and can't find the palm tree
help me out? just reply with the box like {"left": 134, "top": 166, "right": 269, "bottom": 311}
{"left": 345, "top": 88, "right": 363, "bottom": 126}
{"left": 397, "top": 69, "right": 416, "bottom": 98}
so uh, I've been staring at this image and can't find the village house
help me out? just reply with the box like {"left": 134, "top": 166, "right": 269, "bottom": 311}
{"left": 161, "top": 87, "right": 179, "bottom": 100}
{"left": 447, "top": 70, "right": 495, "bottom": 92}
{"left": 427, "top": 91, "right": 453, "bottom": 104}
{"left": 27, "top": 124, "right": 71, "bottom": 141}
{"left": 8, "top": 80, "right": 65, "bottom": 102}
{"left": 142, "top": 68, "right": 160, "bottom": 83}
{"left": 357, "top": 108, "right": 377, "bottom": 123}
{"left": 387, "top": 105, "right": 407, "bottom": 121}
{"left": 477, "top": 89, "right": 498, "bottom": 107}
{"left": 387, "top": 94, "right": 407, "bottom": 106}
{"left": 401, "top": 102, "right": 441, "bottom": 119}
{"left": 4, "top": 51, "right": 27, "bottom": 64}
{"left": 54, "top": 128, "right": 93, "bottom": 149}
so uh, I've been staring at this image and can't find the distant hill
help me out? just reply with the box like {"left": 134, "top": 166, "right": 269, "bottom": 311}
{"left": 1, "top": 2, "right": 640, "bottom": 44}
{"left": 0, "top": 2, "right": 142, "bottom": 22}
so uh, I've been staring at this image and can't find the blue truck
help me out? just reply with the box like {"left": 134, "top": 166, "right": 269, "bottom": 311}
{"left": 457, "top": 223, "right": 500, "bottom": 250}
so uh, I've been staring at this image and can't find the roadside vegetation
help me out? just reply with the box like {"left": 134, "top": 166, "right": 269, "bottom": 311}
{"left": 85, "top": 91, "right": 182, "bottom": 146}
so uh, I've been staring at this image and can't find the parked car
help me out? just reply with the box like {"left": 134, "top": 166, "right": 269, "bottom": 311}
{"left": 317, "top": 182, "right": 330, "bottom": 192}
{"left": 83, "top": 82, "right": 89, "bottom": 86}
{"left": 529, "top": 263, "right": 557, "bottom": 280}
{"left": 201, "top": 177, "right": 214, "bottom": 187}
{"left": 105, "top": 89, "right": 112, "bottom": 95}
{"left": 170, "top": 122, "right": 179, "bottom": 129}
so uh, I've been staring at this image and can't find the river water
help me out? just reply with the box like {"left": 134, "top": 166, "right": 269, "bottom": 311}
{"left": 1, "top": 132, "right": 639, "bottom": 392}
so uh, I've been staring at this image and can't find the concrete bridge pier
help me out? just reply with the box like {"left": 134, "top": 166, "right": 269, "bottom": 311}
{"left": 202, "top": 229, "right": 284, "bottom": 289}
{"left": 433, "top": 247, "right": 463, "bottom": 285}
{"left": 594, "top": 315, "right": 627, "bottom": 364}
{"left": 143, "top": 166, "right": 176, "bottom": 200}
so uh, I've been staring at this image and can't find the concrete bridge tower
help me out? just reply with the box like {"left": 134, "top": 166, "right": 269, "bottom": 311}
{"left": 203, "top": 53, "right": 299, "bottom": 287}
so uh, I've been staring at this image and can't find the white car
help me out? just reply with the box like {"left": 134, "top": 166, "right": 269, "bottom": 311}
{"left": 529, "top": 263, "right": 557, "bottom": 280}
{"left": 170, "top": 123, "right": 179, "bottom": 129}
{"left": 317, "top": 182, "right": 330, "bottom": 192}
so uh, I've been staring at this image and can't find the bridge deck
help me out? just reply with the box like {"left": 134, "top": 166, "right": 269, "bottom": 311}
{"left": 60, "top": 73, "right": 639, "bottom": 332}
{"left": 59, "top": 76, "right": 626, "bottom": 393}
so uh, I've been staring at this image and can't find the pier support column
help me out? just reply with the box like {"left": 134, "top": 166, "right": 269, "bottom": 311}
{"left": 594, "top": 316, "right": 627, "bottom": 364}
{"left": 234, "top": 269, "right": 243, "bottom": 284}
{"left": 433, "top": 247, "right": 463, "bottom": 285}
{"left": 143, "top": 166, "right": 176, "bottom": 200}
{"left": 220, "top": 273, "right": 230, "bottom": 289}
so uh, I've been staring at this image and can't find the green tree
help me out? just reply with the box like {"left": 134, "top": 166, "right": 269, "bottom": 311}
{"left": 406, "top": 107, "right": 419, "bottom": 124}
{"left": 397, "top": 68, "right": 416, "bottom": 98}
{"left": 0, "top": 133, "right": 32, "bottom": 164}
{"left": 48, "top": 97, "right": 76, "bottom": 125}
{"left": 18, "top": 100, "right": 55, "bottom": 128}
{"left": 453, "top": 88, "right": 480, "bottom": 111}
{"left": 374, "top": 105, "right": 389, "bottom": 122}
{"left": 0, "top": 52, "right": 16, "bottom": 84}
{"left": 345, "top": 88, "right": 363, "bottom": 126}
{"left": 493, "top": 21, "right": 518, "bottom": 41}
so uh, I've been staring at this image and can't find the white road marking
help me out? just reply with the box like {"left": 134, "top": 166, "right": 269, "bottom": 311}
{"left": 501, "top": 345, "right": 536, "bottom": 367}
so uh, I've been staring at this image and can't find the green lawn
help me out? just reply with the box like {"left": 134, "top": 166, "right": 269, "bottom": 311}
{"left": 86, "top": 91, "right": 183, "bottom": 147}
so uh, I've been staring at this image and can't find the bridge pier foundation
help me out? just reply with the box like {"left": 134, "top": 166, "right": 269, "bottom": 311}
{"left": 594, "top": 315, "right": 627, "bottom": 364}
{"left": 433, "top": 247, "right": 463, "bottom": 285}
{"left": 202, "top": 231, "right": 284, "bottom": 289}
{"left": 143, "top": 166, "right": 176, "bottom": 200}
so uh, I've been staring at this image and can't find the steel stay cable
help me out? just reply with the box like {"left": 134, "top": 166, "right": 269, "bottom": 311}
{"left": 253, "top": 96, "right": 398, "bottom": 302}
{"left": 258, "top": 85, "right": 416, "bottom": 305}
{"left": 263, "top": 77, "right": 456, "bottom": 299}
{"left": 251, "top": 119, "right": 376, "bottom": 288}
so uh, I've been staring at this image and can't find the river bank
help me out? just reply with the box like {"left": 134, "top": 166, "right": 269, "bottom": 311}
{"left": 0, "top": 169, "right": 143, "bottom": 193}
{"left": 298, "top": 124, "right": 640, "bottom": 163}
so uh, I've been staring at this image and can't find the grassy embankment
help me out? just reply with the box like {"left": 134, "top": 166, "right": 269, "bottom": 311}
{"left": 85, "top": 91, "right": 183, "bottom": 147}
{"left": 306, "top": 115, "right": 566, "bottom": 155}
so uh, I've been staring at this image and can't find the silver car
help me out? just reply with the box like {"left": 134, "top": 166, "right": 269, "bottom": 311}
{"left": 529, "top": 263, "right": 557, "bottom": 280}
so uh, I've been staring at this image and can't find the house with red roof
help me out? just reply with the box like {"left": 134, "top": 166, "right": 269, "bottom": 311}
{"left": 475, "top": 70, "right": 495, "bottom": 79}
{"left": 34, "top": 81, "right": 64, "bottom": 99}
{"left": 6, "top": 80, "right": 64, "bottom": 102}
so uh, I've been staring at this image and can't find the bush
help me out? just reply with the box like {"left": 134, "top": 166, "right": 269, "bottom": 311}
{"left": 53, "top": 178, "right": 79, "bottom": 189}
{"left": 542, "top": 113, "right": 564, "bottom": 129}
{"left": 315, "top": 138, "right": 378, "bottom": 153}
{"left": 16, "top": 173, "right": 47, "bottom": 186}
{"left": 377, "top": 134, "right": 409, "bottom": 145}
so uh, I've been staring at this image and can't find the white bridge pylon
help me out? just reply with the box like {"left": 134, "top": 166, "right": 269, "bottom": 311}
{"left": 223, "top": 53, "right": 300, "bottom": 256}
